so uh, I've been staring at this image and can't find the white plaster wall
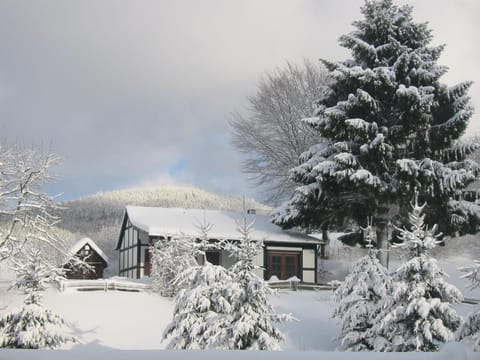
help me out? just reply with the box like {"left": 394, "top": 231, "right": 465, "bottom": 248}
{"left": 303, "top": 249, "right": 315, "bottom": 268}
{"left": 303, "top": 270, "right": 315, "bottom": 283}
{"left": 254, "top": 248, "right": 264, "bottom": 278}
{"left": 265, "top": 246, "right": 302, "bottom": 252}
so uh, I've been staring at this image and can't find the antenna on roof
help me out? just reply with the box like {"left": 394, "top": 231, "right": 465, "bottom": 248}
{"left": 243, "top": 195, "right": 256, "bottom": 215}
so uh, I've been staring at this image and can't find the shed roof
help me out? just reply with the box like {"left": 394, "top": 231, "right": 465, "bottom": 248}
{"left": 122, "top": 206, "right": 321, "bottom": 246}
{"left": 68, "top": 237, "right": 109, "bottom": 265}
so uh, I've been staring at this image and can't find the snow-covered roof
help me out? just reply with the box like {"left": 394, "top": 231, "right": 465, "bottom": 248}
{"left": 125, "top": 206, "right": 321, "bottom": 245}
{"left": 68, "top": 237, "right": 109, "bottom": 264}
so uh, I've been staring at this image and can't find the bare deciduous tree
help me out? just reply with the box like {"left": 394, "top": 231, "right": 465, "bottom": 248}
{"left": 230, "top": 60, "right": 330, "bottom": 204}
{"left": 0, "top": 144, "right": 65, "bottom": 263}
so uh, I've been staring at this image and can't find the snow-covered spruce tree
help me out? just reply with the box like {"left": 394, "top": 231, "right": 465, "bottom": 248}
{"left": 332, "top": 218, "right": 391, "bottom": 351}
{"left": 0, "top": 247, "right": 76, "bottom": 349}
{"left": 162, "top": 262, "right": 235, "bottom": 349}
{"left": 272, "top": 0, "right": 479, "bottom": 259}
{"left": 150, "top": 234, "right": 198, "bottom": 296}
{"left": 162, "top": 219, "right": 235, "bottom": 349}
{"left": 458, "top": 259, "right": 480, "bottom": 351}
{"left": 371, "top": 199, "right": 463, "bottom": 351}
{"left": 221, "top": 211, "right": 293, "bottom": 350}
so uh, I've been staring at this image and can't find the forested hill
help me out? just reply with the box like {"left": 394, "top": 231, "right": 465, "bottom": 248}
{"left": 55, "top": 186, "right": 271, "bottom": 274}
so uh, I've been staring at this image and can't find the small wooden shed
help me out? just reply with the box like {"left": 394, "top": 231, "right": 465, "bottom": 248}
{"left": 64, "top": 238, "right": 109, "bottom": 279}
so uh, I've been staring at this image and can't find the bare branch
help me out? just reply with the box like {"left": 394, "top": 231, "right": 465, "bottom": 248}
{"left": 230, "top": 59, "right": 330, "bottom": 204}
{"left": 0, "top": 144, "right": 66, "bottom": 263}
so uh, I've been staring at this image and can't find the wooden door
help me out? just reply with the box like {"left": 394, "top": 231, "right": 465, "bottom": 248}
{"left": 267, "top": 252, "right": 300, "bottom": 280}
{"left": 144, "top": 248, "right": 151, "bottom": 277}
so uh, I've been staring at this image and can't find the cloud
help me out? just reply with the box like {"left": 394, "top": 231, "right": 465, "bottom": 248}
{"left": 1, "top": 0, "right": 479, "bottom": 202}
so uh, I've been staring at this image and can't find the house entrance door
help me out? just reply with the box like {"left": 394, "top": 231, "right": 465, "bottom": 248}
{"left": 267, "top": 252, "right": 300, "bottom": 280}
{"left": 144, "top": 248, "right": 151, "bottom": 277}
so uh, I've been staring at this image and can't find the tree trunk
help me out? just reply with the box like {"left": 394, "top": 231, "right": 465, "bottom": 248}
{"left": 375, "top": 206, "right": 389, "bottom": 267}
{"left": 320, "top": 222, "right": 329, "bottom": 259}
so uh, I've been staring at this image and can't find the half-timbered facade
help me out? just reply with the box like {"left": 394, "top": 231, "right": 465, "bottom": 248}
{"left": 116, "top": 206, "right": 323, "bottom": 283}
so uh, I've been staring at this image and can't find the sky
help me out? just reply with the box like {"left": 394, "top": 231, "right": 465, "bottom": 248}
{"left": 0, "top": 0, "right": 479, "bottom": 203}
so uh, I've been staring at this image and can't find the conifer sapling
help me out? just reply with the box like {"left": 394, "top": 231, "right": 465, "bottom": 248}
{"left": 222, "top": 208, "right": 294, "bottom": 350}
{"left": 458, "top": 259, "right": 480, "bottom": 351}
{"left": 0, "top": 247, "right": 76, "bottom": 349}
{"left": 372, "top": 197, "right": 463, "bottom": 351}
{"left": 333, "top": 218, "right": 391, "bottom": 351}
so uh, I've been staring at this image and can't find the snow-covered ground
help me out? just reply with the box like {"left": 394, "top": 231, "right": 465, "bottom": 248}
{"left": 1, "top": 248, "right": 479, "bottom": 359}
{"left": 0, "top": 285, "right": 477, "bottom": 359}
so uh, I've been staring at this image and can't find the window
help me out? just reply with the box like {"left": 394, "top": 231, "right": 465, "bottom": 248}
{"left": 205, "top": 251, "right": 220, "bottom": 265}
{"left": 144, "top": 247, "right": 152, "bottom": 276}
{"left": 267, "top": 252, "right": 300, "bottom": 280}
{"left": 271, "top": 255, "right": 281, "bottom": 276}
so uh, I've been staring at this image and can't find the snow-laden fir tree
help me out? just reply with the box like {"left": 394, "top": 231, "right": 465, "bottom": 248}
{"left": 0, "top": 247, "right": 76, "bottom": 349}
{"left": 458, "top": 259, "right": 480, "bottom": 351}
{"left": 162, "top": 262, "right": 235, "bottom": 349}
{"left": 221, "top": 210, "right": 293, "bottom": 350}
{"left": 273, "top": 0, "right": 479, "bottom": 260}
{"left": 371, "top": 198, "right": 463, "bottom": 351}
{"left": 150, "top": 234, "right": 198, "bottom": 296}
{"left": 162, "top": 219, "right": 235, "bottom": 349}
{"left": 332, "top": 218, "right": 391, "bottom": 351}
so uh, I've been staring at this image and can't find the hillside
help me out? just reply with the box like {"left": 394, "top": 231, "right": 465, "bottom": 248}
{"left": 55, "top": 186, "right": 271, "bottom": 275}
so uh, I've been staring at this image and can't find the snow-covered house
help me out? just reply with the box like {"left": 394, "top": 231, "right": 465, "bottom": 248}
{"left": 64, "top": 238, "right": 109, "bottom": 279}
{"left": 116, "top": 206, "right": 322, "bottom": 283}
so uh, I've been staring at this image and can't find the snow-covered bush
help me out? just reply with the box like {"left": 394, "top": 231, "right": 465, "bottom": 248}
{"left": 0, "top": 247, "right": 76, "bottom": 349}
{"left": 458, "top": 259, "right": 480, "bottom": 351}
{"left": 150, "top": 235, "right": 198, "bottom": 297}
{"left": 333, "top": 219, "right": 391, "bottom": 351}
{"left": 372, "top": 199, "right": 463, "bottom": 351}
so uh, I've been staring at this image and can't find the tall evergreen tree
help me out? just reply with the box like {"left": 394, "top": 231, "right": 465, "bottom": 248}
{"left": 371, "top": 199, "right": 463, "bottom": 351}
{"left": 273, "top": 0, "right": 479, "bottom": 257}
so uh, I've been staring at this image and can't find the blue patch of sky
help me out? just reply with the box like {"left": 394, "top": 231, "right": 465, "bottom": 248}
{"left": 169, "top": 158, "right": 187, "bottom": 176}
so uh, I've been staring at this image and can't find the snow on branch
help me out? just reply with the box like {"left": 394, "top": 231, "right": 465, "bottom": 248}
{"left": 0, "top": 144, "right": 65, "bottom": 264}
{"left": 459, "top": 259, "right": 480, "bottom": 290}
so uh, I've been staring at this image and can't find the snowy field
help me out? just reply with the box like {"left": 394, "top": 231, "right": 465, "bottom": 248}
{"left": 0, "top": 288, "right": 477, "bottom": 359}
{"left": 1, "top": 250, "right": 479, "bottom": 359}
{"left": 2, "top": 214, "right": 478, "bottom": 359}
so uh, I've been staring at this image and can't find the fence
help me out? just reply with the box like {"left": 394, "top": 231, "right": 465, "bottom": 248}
{"left": 61, "top": 278, "right": 152, "bottom": 292}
